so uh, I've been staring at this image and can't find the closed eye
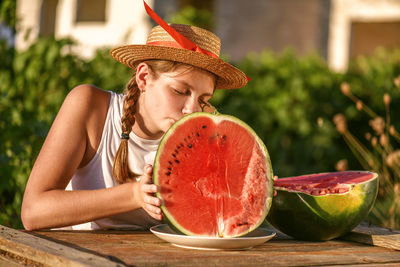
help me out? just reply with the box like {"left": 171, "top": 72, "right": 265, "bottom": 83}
{"left": 173, "top": 87, "right": 190, "bottom": 96}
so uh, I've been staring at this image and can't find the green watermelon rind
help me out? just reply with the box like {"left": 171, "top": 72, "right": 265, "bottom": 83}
{"left": 266, "top": 171, "right": 378, "bottom": 241}
{"left": 153, "top": 112, "right": 274, "bottom": 237}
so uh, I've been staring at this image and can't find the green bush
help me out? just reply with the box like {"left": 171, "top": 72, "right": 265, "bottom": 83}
{"left": 213, "top": 49, "right": 347, "bottom": 176}
{"left": 0, "top": 38, "right": 130, "bottom": 228}
{"left": 213, "top": 48, "right": 400, "bottom": 177}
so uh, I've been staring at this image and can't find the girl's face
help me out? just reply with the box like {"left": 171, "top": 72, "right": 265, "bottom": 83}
{"left": 134, "top": 63, "right": 216, "bottom": 139}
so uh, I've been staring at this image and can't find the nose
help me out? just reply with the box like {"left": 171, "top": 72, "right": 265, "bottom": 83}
{"left": 182, "top": 97, "right": 202, "bottom": 115}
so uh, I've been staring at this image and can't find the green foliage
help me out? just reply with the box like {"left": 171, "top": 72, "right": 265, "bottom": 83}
{"left": 168, "top": 5, "right": 215, "bottom": 30}
{"left": 0, "top": 37, "right": 130, "bottom": 228}
{"left": 212, "top": 48, "right": 349, "bottom": 177}
{"left": 212, "top": 48, "right": 400, "bottom": 180}
{"left": 0, "top": 0, "right": 17, "bottom": 31}
{"left": 343, "top": 48, "right": 400, "bottom": 125}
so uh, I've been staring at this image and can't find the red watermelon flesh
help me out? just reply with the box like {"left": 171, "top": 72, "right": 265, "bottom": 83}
{"left": 154, "top": 113, "right": 273, "bottom": 237}
{"left": 274, "top": 171, "right": 375, "bottom": 195}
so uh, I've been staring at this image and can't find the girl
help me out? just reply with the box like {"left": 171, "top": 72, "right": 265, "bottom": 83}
{"left": 21, "top": 6, "right": 248, "bottom": 230}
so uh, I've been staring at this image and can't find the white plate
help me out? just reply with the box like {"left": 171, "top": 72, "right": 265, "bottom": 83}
{"left": 150, "top": 224, "right": 276, "bottom": 250}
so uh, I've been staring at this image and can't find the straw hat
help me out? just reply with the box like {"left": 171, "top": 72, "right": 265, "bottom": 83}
{"left": 110, "top": 24, "right": 248, "bottom": 90}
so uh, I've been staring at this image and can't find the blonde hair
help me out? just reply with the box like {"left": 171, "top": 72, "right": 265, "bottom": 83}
{"left": 112, "top": 60, "right": 214, "bottom": 184}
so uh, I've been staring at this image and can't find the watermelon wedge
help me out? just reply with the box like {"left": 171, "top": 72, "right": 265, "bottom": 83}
{"left": 267, "top": 171, "right": 378, "bottom": 241}
{"left": 153, "top": 112, "right": 274, "bottom": 237}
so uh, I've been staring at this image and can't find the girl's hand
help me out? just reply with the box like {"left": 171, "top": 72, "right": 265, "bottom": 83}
{"left": 137, "top": 164, "right": 163, "bottom": 221}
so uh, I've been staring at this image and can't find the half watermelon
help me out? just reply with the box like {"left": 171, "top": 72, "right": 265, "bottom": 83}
{"left": 153, "top": 112, "right": 274, "bottom": 237}
{"left": 267, "top": 171, "right": 378, "bottom": 241}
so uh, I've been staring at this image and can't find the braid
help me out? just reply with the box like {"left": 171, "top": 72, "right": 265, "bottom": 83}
{"left": 113, "top": 74, "right": 141, "bottom": 184}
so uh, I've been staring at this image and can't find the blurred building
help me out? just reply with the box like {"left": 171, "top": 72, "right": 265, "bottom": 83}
{"left": 16, "top": 0, "right": 400, "bottom": 71}
{"left": 16, "top": 0, "right": 152, "bottom": 58}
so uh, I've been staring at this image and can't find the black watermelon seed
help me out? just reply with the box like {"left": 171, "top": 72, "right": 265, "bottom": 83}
{"left": 172, "top": 153, "right": 176, "bottom": 158}
{"left": 168, "top": 167, "right": 172, "bottom": 171}
{"left": 175, "top": 159, "right": 180, "bottom": 164}
{"left": 168, "top": 161, "right": 172, "bottom": 165}
{"left": 188, "top": 144, "right": 192, "bottom": 148}
{"left": 166, "top": 172, "right": 171, "bottom": 176}
{"left": 222, "top": 135, "right": 227, "bottom": 140}
{"left": 202, "top": 125, "right": 207, "bottom": 128}
{"left": 196, "top": 132, "right": 200, "bottom": 137}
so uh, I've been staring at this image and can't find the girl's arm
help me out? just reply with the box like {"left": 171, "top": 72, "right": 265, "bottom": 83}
{"left": 21, "top": 85, "right": 161, "bottom": 230}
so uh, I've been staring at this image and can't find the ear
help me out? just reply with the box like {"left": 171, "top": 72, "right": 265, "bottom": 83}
{"left": 136, "top": 62, "right": 151, "bottom": 92}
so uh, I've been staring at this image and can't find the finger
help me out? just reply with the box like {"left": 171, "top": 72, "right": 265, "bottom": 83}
{"left": 140, "top": 165, "right": 153, "bottom": 185}
{"left": 274, "top": 190, "right": 277, "bottom": 196}
{"left": 144, "top": 194, "right": 161, "bottom": 206}
{"left": 273, "top": 175, "right": 278, "bottom": 180}
{"left": 141, "top": 183, "right": 158, "bottom": 194}
{"left": 143, "top": 204, "right": 162, "bottom": 219}
{"left": 144, "top": 164, "right": 153, "bottom": 176}
{"left": 146, "top": 210, "right": 163, "bottom": 221}
{"left": 140, "top": 173, "right": 152, "bottom": 184}
{"left": 144, "top": 203, "right": 162, "bottom": 216}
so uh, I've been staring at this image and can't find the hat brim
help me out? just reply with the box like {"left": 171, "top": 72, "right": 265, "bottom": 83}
{"left": 110, "top": 45, "right": 248, "bottom": 89}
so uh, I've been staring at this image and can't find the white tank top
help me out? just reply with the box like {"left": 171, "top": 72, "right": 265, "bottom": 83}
{"left": 63, "top": 91, "right": 162, "bottom": 230}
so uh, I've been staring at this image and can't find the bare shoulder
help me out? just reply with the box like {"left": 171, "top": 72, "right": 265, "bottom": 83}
{"left": 24, "top": 85, "right": 113, "bottom": 193}
{"left": 60, "top": 84, "right": 112, "bottom": 131}
{"left": 61, "top": 84, "right": 112, "bottom": 167}
{"left": 65, "top": 84, "right": 111, "bottom": 112}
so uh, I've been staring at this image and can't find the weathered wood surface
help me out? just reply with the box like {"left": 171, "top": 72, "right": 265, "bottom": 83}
{"left": 0, "top": 225, "right": 122, "bottom": 266}
{"left": 340, "top": 222, "right": 400, "bottom": 250}
{"left": 1, "top": 224, "right": 400, "bottom": 267}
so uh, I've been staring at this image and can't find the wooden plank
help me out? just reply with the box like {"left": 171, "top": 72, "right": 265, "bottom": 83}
{"left": 341, "top": 222, "right": 400, "bottom": 250}
{"left": 0, "top": 254, "right": 27, "bottom": 267}
{"left": 33, "top": 229, "right": 400, "bottom": 267}
{"left": 326, "top": 264, "right": 400, "bottom": 267}
{"left": 0, "top": 225, "right": 124, "bottom": 267}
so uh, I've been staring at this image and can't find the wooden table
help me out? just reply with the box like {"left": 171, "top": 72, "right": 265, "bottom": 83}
{"left": 1, "top": 223, "right": 400, "bottom": 266}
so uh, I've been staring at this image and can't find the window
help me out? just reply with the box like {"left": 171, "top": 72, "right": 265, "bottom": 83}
{"left": 40, "top": 0, "right": 59, "bottom": 36}
{"left": 76, "top": 0, "right": 107, "bottom": 23}
{"left": 350, "top": 21, "right": 400, "bottom": 58}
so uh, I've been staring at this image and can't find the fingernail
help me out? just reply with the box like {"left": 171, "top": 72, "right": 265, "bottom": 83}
{"left": 145, "top": 164, "right": 152, "bottom": 172}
